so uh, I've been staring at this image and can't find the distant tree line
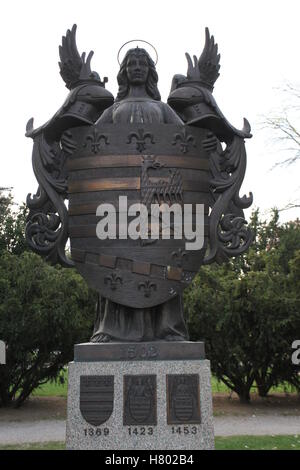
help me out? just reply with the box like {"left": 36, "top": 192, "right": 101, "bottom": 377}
{"left": 0, "top": 191, "right": 95, "bottom": 407}
{"left": 0, "top": 190, "right": 299, "bottom": 406}
{"left": 185, "top": 209, "right": 300, "bottom": 402}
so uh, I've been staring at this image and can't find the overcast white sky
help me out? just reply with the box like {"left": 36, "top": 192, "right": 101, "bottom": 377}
{"left": 1, "top": 0, "right": 300, "bottom": 222}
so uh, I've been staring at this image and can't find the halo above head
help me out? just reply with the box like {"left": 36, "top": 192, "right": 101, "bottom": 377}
{"left": 117, "top": 40, "right": 158, "bottom": 66}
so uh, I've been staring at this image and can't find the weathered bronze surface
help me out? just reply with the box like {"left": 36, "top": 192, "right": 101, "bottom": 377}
{"left": 74, "top": 341, "right": 205, "bottom": 362}
{"left": 26, "top": 25, "right": 253, "bottom": 342}
{"left": 66, "top": 154, "right": 209, "bottom": 172}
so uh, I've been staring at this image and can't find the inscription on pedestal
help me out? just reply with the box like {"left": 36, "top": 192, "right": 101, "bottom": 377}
{"left": 167, "top": 374, "right": 201, "bottom": 424}
{"left": 80, "top": 375, "right": 114, "bottom": 426}
{"left": 123, "top": 375, "right": 157, "bottom": 425}
{"left": 120, "top": 344, "right": 158, "bottom": 360}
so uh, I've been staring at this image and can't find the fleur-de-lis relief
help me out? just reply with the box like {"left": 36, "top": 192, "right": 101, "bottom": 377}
{"left": 83, "top": 128, "right": 109, "bottom": 154}
{"left": 172, "top": 128, "right": 196, "bottom": 154}
{"left": 171, "top": 248, "right": 188, "bottom": 267}
{"left": 127, "top": 128, "right": 155, "bottom": 152}
{"left": 138, "top": 280, "right": 157, "bottom": 298}
{"left": 104, "top": 273, "right": 123, "bottom": 290}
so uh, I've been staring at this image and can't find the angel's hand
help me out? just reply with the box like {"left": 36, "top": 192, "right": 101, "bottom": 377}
{"left": 202, "top": 132, "right": 219, "bottom": 153}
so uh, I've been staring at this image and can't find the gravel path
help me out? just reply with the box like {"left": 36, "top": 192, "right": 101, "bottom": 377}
{"left": 214, "top": 415, "right": 300, "bottom": 436}
{"left": 0, "top": 420, "right": 66, "bottom": 444}
{"left": 0, "top": 415, "right": 299, "bottom": 444}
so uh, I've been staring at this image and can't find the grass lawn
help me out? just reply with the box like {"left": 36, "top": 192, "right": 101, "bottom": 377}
{"left": 0, "top": 441, "right": 66, "bottom": 450}
{"left": 32, "top": 370, "right": 68, "bottom": 398}
{"left": 1, "top": 435, "right": 300, "bottom": 450}
{"left": 31, "top": 369, "right": 297, "bottom": 398}
{"left": 215, "top": 435, "right": 300, "bottom": 450}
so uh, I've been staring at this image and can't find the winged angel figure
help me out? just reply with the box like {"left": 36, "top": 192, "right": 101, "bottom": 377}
{"left": 26, "top": 26, "right": 253, "bottom": 342}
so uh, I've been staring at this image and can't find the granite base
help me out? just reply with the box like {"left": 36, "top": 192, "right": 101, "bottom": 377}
{"left": 66, "top": 342, "right": 214, "bottom": 450}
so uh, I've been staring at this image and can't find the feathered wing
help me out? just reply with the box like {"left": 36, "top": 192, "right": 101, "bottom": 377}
{"left": 58, "top": 24, "right": 97, "bottom": 89}
{"left": 185, "top": 27, "right": 221, "bottom": 91}
{"left": 168, "top": 27, "right": 251, "bottom": 139}
{"left": 197, "top": 27, "right": 220, "bottom": 89}
{"left": 25, "top": 25, "right": 114, "bottom": 269}
{"left": 59, "top": 24, "right": 82, "bottom": 88}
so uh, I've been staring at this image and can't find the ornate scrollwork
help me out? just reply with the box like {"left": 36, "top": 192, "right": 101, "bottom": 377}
{"left": 204, "top": 135, "right": 253, "bottom": 264}
{"left": 218, "top": 214, "right": 252, "bottom": 255}
{"left": 26, "top": 123, "right": 74, "bottom": 267}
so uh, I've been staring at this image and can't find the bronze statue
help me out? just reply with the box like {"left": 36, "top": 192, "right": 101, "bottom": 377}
{"left": 26, "top": 26, "right": 253, "bottom": 343}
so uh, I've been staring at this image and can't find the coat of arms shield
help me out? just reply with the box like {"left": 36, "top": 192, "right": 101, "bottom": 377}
{"left": 67, "top": 123, "right": 210, "bottom": 308}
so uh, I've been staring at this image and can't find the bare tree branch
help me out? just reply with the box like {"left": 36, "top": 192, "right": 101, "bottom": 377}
{"left": 261, "top": 87, "right": 300, "bottom": 166}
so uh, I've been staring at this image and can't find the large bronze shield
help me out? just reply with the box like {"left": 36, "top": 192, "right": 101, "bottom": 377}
{"left": 67, "top": 123, "right": 211, "bottom": 308}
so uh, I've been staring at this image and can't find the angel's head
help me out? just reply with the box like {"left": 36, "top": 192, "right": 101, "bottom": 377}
{"left": 116, "top": 48, "right": 161, "bottom": 102}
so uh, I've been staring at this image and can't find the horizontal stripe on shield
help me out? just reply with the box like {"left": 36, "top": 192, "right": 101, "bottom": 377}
{"left": 69, "top": 205, "right": 210, "bottom": 217}
{"left": 67, "top": 154, "right": 209, "bottom": 171}
{"left": 69, "top": 192, "right": 212, "bottom": 215}
{"left": 69, "top": 224, "right": 209, "bottom": 238}
{"left": 68, "top": 178, "right": 209, "bottom": 194}
{"left": 69, "top": 177, "right": 140, "bottom": 193}
{"left": 70, "top": 249, "right": 202, "bottom": 272}
{"left": 70, "top": 249, "right": 197, "bottom": 278}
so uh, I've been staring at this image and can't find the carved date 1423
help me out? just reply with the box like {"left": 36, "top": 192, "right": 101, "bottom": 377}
{"left": 128, "top": 426, "right": 154, "bottom": 436}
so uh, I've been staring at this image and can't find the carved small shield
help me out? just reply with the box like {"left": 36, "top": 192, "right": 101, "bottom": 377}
{"left": 129, "top": 395, "right": 151, "bottom": 423}
{"left": 123, "top": 375, "right": 157, "bottom": 425}
{"left": 67, "top": 123, "right": 211, "bottom": 308}
{"left": 80, "top": 375, "right": 114, "bottom": 426}
{"left": 174, "top": 396, "right": 194, "bottom": 421}
{"left": 167, "top": 374, "right": 201, "bottom": 424}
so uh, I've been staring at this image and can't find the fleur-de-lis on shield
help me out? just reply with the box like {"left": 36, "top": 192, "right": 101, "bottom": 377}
{"left": 105, "top": 273, "right": 123, "bottom": 290}
{"left": 84, "top": 128, "right": 109, "bottom": 154}
{"left": 138, "top": 280, "right": 157, "bottom": 298}
{"left": 171, "top": 248, "right": 188, "bottom": 267}
{"left": 172, "top": 128, "right": 196, "bottom": 154}
{"left": 127, "top": 128, "right": 155, "bottom": 152}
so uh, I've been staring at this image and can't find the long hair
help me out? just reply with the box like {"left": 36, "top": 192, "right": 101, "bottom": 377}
{"left": 116, "top": 48, "right": 161, "bottom": 102}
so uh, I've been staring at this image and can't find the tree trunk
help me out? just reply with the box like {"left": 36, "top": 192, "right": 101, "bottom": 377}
{"left": 254, "top": 373, "right": 272, "bottom": 398}
{"left": 237, "top": 388, "right": 251, "bottom": 403}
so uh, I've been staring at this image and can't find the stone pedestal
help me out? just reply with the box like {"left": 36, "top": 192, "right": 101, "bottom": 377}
{"left": 66, "top": 342, "right": 214, "bottom": 450}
